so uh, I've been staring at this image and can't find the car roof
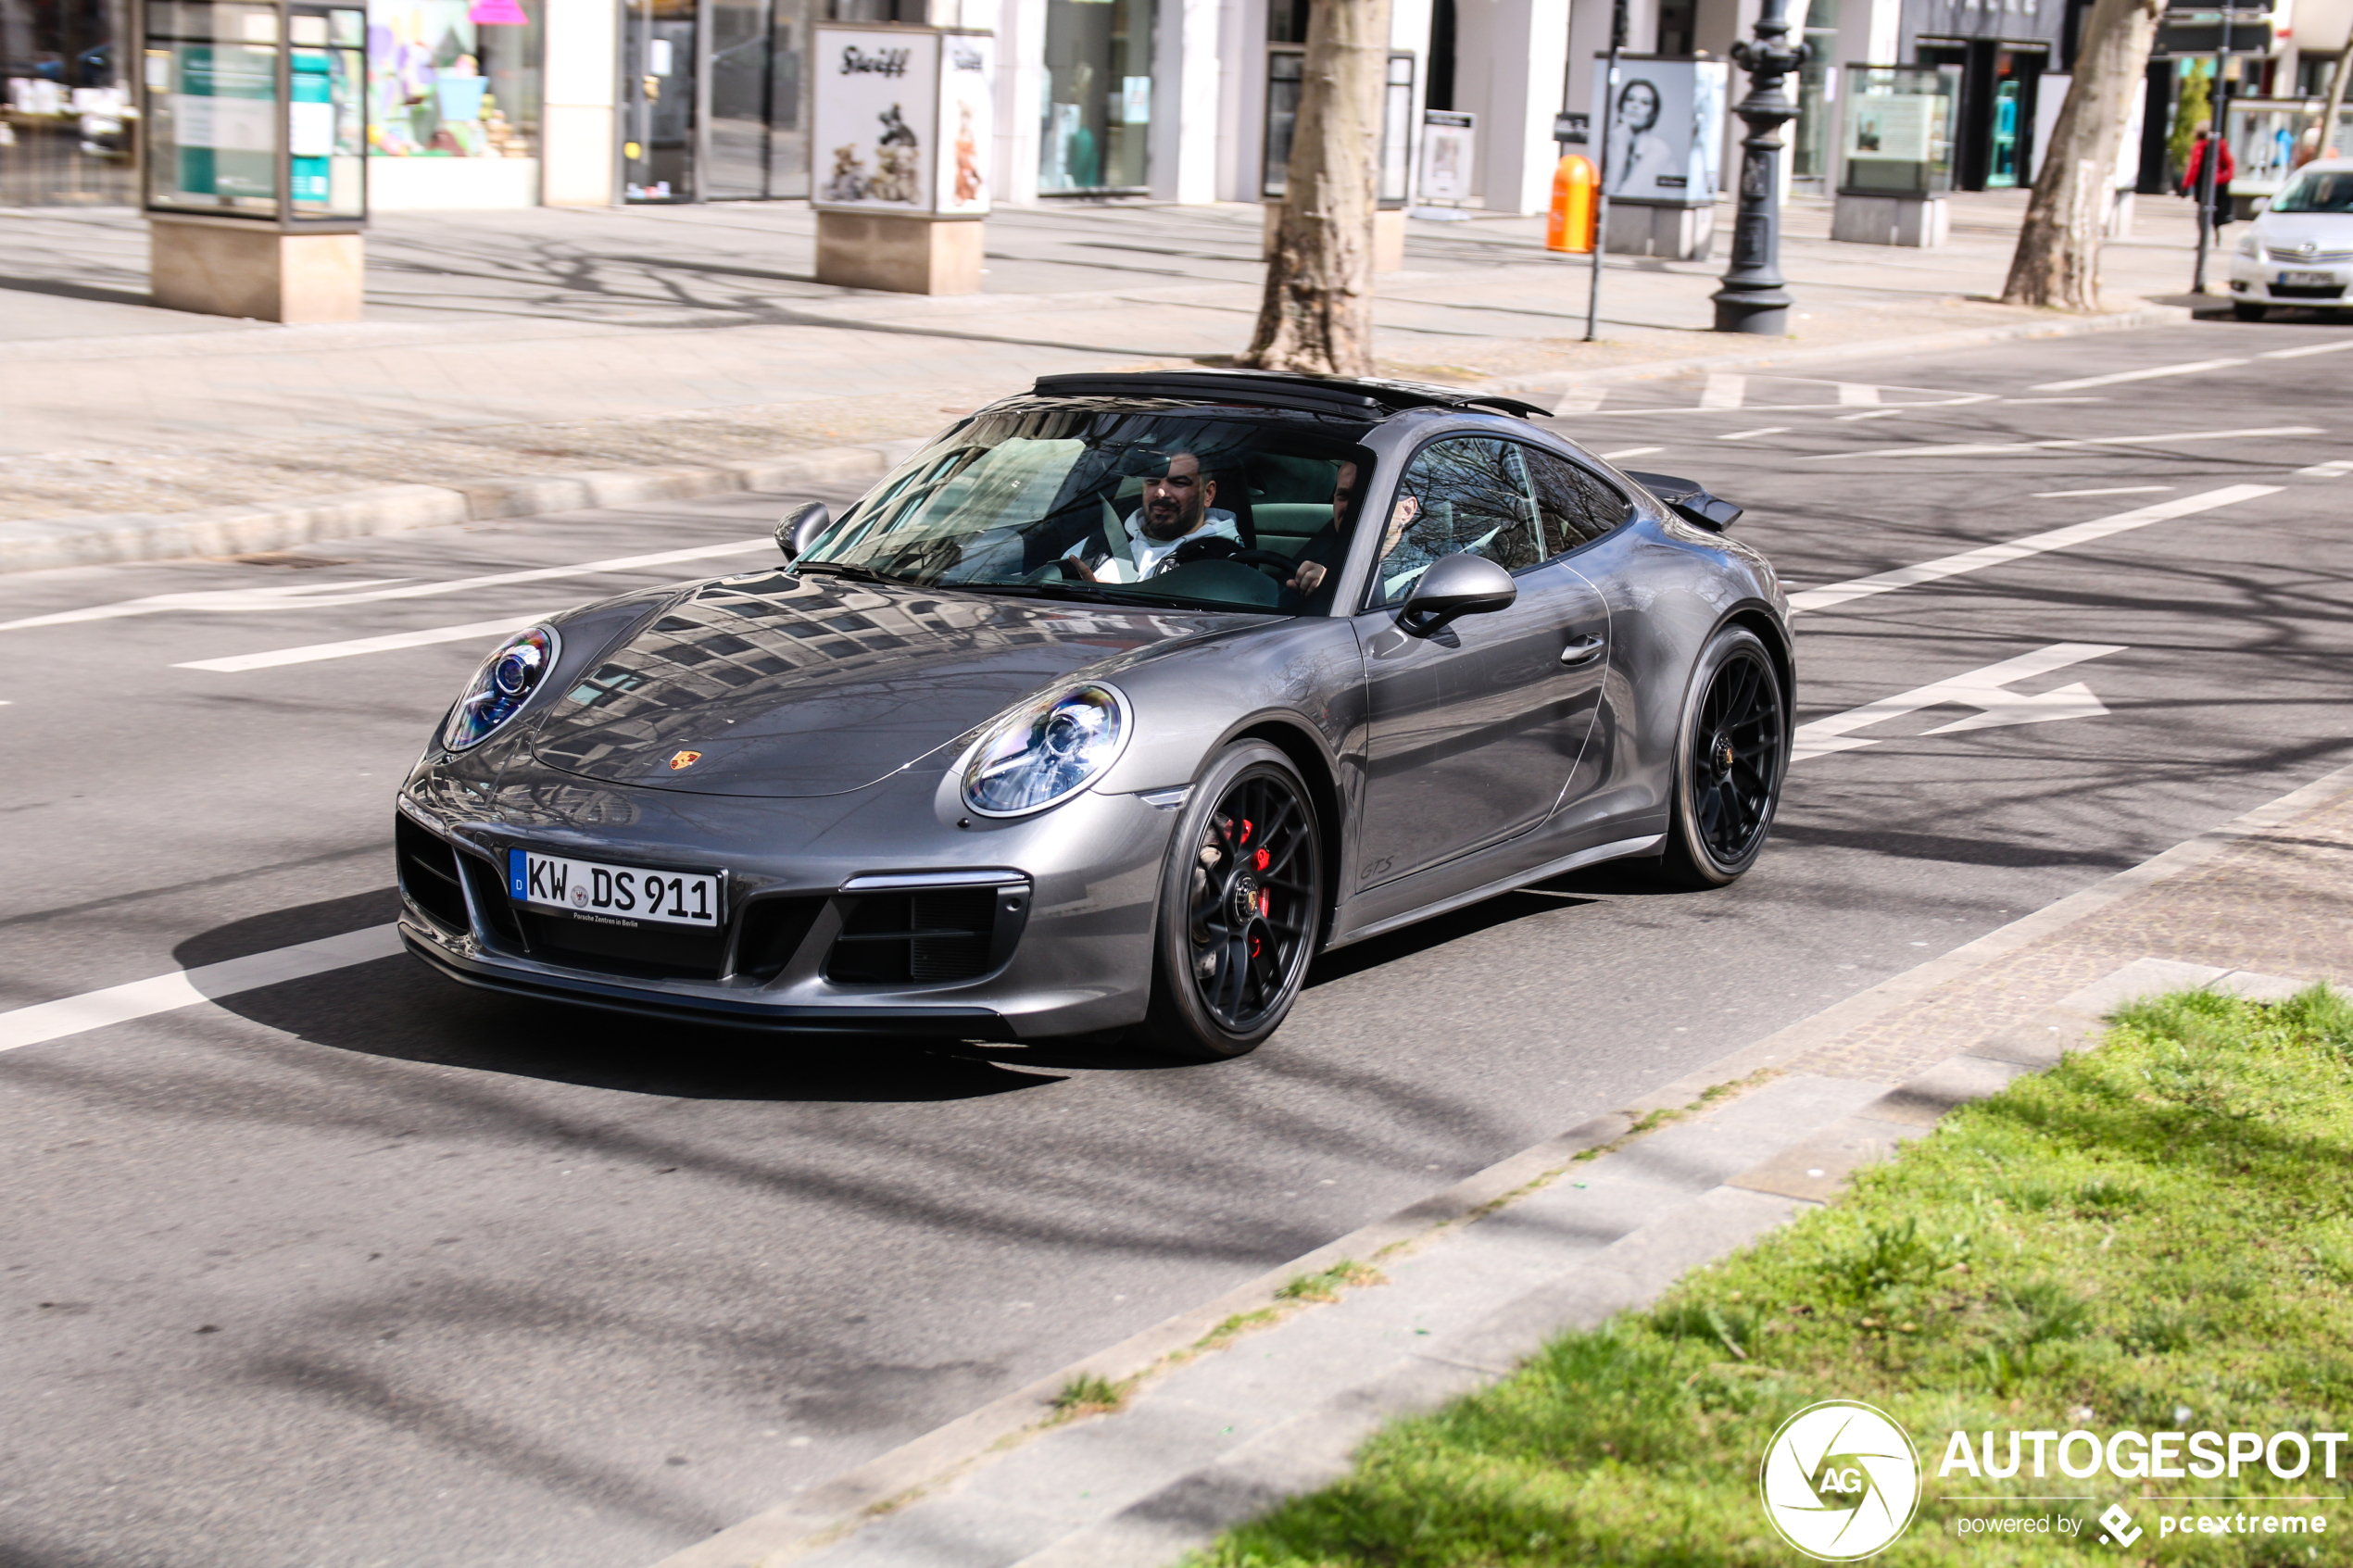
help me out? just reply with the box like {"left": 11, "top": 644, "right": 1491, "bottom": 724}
{"left": 1028, "top": 369, "right": 1553, "bottom": 421}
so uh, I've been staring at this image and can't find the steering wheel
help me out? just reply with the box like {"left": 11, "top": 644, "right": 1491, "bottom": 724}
{"left": 1217, "top": 547, "right": 1308, "bottom": 582}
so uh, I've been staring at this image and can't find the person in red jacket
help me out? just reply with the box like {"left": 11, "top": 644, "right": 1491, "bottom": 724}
{"left": 2179, "top": 129, "right": 2236, "bottom": 200}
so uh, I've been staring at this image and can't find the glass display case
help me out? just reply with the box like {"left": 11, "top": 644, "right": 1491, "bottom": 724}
{"left": 143, "top": 0, "right": 365, "bottom": 221}
{"left": 2225, "top": 97, "right": 2353, "bottom": 200}
{"left": 1839, "top": 64, "right": 1959, "bottom": 196}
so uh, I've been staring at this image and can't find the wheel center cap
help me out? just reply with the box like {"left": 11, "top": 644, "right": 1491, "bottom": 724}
{"left": 1231, "top": 875, "right": 1263, "bottom": 925}
{"left": 1711, "top": 733, "right": 1735, "bottom": 773}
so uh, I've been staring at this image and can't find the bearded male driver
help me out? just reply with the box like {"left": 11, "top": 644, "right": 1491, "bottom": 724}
{"left": 1061, "top": 451, "right": 1242, "bottom": 583}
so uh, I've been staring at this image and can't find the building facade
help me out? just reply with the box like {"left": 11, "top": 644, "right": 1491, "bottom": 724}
{"left": 3, "top": 0, "right": 2335, "bottom": 213}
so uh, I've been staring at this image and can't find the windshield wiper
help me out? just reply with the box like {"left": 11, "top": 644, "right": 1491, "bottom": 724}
{"left": 957, "top": 579, "right": 1122, "bottom": 604}
{"left": 794, "top": 561, "right": 913, "bottom": 587}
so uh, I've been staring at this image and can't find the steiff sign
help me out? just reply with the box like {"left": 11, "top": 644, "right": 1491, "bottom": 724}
{"left": 811, "top": 25, "right": 994, "bottom": 219}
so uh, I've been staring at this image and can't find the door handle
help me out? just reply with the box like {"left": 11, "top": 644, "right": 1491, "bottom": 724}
{"left": 1559, "top": 634, "right": 1605, "bottom": 667}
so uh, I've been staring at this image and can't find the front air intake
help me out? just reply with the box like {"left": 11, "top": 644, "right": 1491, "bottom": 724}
{"left": 395, "top": 815, "right": 471, "bottom": 934}
{"left": 824, "top": 889, "right": 1000, "bottom": 985}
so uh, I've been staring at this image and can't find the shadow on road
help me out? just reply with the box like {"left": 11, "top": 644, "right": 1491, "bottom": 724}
{"left": 175, "top": 892, "right": 1076, "bottom": 1104}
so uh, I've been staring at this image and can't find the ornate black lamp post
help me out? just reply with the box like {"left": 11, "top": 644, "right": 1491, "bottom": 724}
{"left": 1711, "top": 0, "right": 1808, "bottom": 334}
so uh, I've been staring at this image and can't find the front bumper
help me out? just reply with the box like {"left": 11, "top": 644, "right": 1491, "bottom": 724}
{"left": 395, "top": 760, "right": 1179, "bottom": 1040}
{"left": 2228, "top": 251, "right": 2353, "bottom": 307}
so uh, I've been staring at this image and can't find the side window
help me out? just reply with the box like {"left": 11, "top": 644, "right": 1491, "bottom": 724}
{"left": 1521, "top": 445, "right": 1634, "bottom": 557}
{"left": 1367, "top": 436, "right": 1543, "bottom": 607}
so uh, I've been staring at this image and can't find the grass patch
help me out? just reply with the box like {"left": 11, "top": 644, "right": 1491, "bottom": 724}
{"left": 1277, "top": 1261, "right": 1387, "bottom": 1305}
{"left": 1189, "top": 985, "right": 2353, "bottom": 1566}
{"left": 1050, "top": 1373, "right": 1128, "bottom": 1419}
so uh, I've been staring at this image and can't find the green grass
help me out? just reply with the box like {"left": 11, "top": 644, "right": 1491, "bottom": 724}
{"left": 1189, "top": 985, "right": 2353, "bottom": 1566}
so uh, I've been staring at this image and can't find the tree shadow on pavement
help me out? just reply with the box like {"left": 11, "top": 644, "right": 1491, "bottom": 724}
{"left": 175, "top": 891, "right": 1074, "bottom": 1105}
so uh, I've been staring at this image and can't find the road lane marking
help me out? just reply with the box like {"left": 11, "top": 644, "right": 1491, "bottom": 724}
{"left": 1837, "top": 383, "right": 1881, "bottom": 406}
{"left": 1810, "top": 425, "right": 2321, "bottom": 460}
{"left": 1600, "top": 445, "right": 1665, "bottom": 460}
{"left": 2296, "top": 458, "right": 2353, "bottom": 478}
{"left": 175, "top": 612, "right": 551, "bottom": 671}
{"left": 1699, "top": 373, "right": 1746, "bottom": 408}
{"left": 1793, "top": 644, "right": 2124, "bottom": 761}
{"left": 2032, "top": 485, "right": 2174, "bottom": 498}
{"left": 0, "top": 537, "right": 772, "bottom": 633}
{"left": 2030, "top": 358, "right": 2249, "bottom": 392}
{"left": 2002, "top": 396, "right": 2103, "bottom": 405}
{"left": 1719, "top": 427, "right": 1790, "bottom": 440}
{"left": 1788, "top": 484, "right": 2280, "bottom": 616}
{"left": 2259, "top": 341, "right": 2353, "bottom": 359}
{"left": 1835, "top": 408, "right": 1908, "bottom": 421}
{"left": 0, "top": 924, "right": 403, "bottom": 1055}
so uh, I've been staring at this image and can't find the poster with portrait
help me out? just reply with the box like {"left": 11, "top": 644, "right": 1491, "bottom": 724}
{"left": 933, "top": 31, "right": 993, "bottom": 214}
{"left": 1591, "top": 56, "right": 1726, "bottom": 207}
{"left": 812, "top": 25, "right": 941, "bottom": 213}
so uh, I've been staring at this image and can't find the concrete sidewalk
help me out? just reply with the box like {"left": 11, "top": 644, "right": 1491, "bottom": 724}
{"left": 646, "top": 759, "right": 2353, "bottom": 1568}
{"left": 0, "top": 189, "right": 2214, "bottom": 558}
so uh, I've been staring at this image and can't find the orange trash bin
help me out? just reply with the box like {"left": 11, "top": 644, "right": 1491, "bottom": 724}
{"left": 1546, "top": 155, "right": 1596, "bottom": 254}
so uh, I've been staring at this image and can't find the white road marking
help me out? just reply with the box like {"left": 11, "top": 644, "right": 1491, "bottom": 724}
{"left": 0, "top": 924, "right": 404, "bottom": 1055}
{"left": 1600, "top": 445, "right": 1666, "bottom": 460}
{"left": 1838, "top": 383, "right": 1881, "bottom": 406}
{"left": 2030, "top": 357, "right": 2249, "bottom": 392}
{"left": 0, "top": 538, "right": 772, "bottom": 633}
{"left": 1810, "top": 425, "right": 2321, "bottom": 460}
{"left": 1549, "top": 388, "right": 1609, "bottom": 414}
{"left": 2295, "top": 458, "right": 2353, "bottom": 478}
{"left": 1793, "top": 644, "right": 2124, "bottom": 761}
{"left": 2259, "top": 341, "right": 2353, "bottom": 359}
{"left": 2001, "top": 396, "right": 2103, "bottom": 405}
{"left": 1719, "top": 427, "right": 1790, "bottom": 440}
{"left": 176, "top": 611, "right": 551, "bottom": 672}
{"left": 1835, "top": 408, "right": 1909, "bottom": 421}
{"left": 2032, "top": 484, "right": 2174, "bottom": 498}
{"left": 1789, "top": 484, "right": 2280, "bottom": 616}
{"left": 1699, "top": 373, "right": 1746, "bottom": 409}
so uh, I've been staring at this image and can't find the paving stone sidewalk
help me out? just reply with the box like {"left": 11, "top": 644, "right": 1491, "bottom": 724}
{"left": 646, "top": 760, "right": 2352, "bottom": 1568}
{"left": 0, "top": 190, "right": 2210, "bottom": 536}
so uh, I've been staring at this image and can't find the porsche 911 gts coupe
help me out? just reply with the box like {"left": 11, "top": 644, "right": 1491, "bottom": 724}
{"left": 396, "top": 370, "right": 1792, "bottom": 1059}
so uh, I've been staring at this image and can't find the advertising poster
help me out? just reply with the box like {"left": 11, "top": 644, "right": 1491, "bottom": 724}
{"left": 812, "top": 26, "right": 941, "bottom": 212}
{"left": 1418, "top": 109, "right": 1475, "bottom": 203}
{"left": 934, "top": 31, "right": 993, "bottom": 215}
{"left": 1846, "top": 94, "right": 1936, "bottom": 163}
{"left": 1592, "top": 56, "right": 1724, "bottom": 206}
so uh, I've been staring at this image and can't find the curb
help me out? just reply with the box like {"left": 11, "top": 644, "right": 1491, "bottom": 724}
{"left": 2, "top": 303, "right": 2192, "bottom": 577}
{"left": 645, "top": 756, "right": 2353, "bottom": 1568}
{"left": 0, "top": 445, "right": 897, "bottom": 576}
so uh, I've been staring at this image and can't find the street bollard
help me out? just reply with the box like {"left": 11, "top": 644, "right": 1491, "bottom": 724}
{"left": 1547, "top": 156, "right": 1597, "bottom": 254}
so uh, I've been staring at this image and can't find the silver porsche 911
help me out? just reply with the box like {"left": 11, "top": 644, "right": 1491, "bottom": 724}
{"left": 396, "top": 370, "right": 1792, "bottom": 1059}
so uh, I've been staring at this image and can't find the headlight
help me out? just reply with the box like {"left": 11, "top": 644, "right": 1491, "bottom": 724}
{"left": 961, "top": 684, "right": 1130, "bottom": 817}
{"left": 2236, "top": 232, "right": 2259, "bottom": 257}
{"left": 442, "top": 624, "right": 560, "bottom": 751}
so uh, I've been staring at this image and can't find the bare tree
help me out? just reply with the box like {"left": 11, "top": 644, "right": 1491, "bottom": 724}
{"left": 1241, "top": 0, "right": 1390, "bottom": 374}
{"left": 2002, "top": 0, "right": 2164, "bottom": 310}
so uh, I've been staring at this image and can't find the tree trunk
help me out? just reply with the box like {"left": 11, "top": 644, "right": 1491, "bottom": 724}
{"left": 2001, "top": 0, "right": 2163, "bottom": 310}
{"left": 2319, "top": 48, "right": 2352, "bottom": 159}
{"left": 1240, "top": 0, "right": 1390, "bottom": 375}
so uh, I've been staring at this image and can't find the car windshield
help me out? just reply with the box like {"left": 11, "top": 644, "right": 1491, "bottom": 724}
{"left": 2271, "top": 171, "right": 2353, "bottom": 214}
{"left": 798, "top": 402, "right": 1374, "bottom": 614}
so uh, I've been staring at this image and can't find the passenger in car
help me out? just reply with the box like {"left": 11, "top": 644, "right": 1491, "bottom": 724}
{"left": 1061, "top": 450, "right": 1243, "bottom": 582}
{"left": 1285, "top": 459, "right": 1418, "bottom": 597}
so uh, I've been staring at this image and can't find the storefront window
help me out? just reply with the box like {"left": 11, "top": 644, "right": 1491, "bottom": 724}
{"left": 366, "top": 0, "right": 539, "bottom": 160}
{"left": 1792, "top": 0, "right": 1839, "bottom": 187}
{"left": 1038, "top": 0, "right": 1150, "bottom": 194}
{"left": 1, "top": 0, "right": 138, "bottom": 204}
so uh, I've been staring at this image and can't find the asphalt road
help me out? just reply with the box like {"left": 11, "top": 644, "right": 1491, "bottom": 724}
{"left": 4, "top": 318, "right": 2349, "bottom": 1568}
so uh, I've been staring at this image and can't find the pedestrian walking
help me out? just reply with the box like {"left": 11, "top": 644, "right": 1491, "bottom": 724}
{"left": 2180, "top": 128, "right": 2237, "bottom": 224}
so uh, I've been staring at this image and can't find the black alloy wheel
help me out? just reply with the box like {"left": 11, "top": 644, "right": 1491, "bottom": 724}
{"left": 1139, "top": 742, "right": 1324, "bottom": 1059}
{"left": 1659, "top": 626, "right": 1786, "bottom": 887}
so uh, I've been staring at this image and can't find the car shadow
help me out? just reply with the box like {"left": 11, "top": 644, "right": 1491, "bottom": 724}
{"left": 176, "top": 892, "right": 1076, "bottom": 1104}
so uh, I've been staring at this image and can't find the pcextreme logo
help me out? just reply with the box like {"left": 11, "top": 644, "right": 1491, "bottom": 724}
{"left": 1760, "top": 1400, "right": 1923, "bottom": 1561}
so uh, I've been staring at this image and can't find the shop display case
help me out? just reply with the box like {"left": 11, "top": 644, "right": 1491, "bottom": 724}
{"left": 1839, "top": 65, "right": 1958, "bottom": 197}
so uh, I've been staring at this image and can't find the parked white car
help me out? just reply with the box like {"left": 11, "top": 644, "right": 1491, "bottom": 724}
{"left": 2231, "top": 158, "right": 2353, "bottom": 320}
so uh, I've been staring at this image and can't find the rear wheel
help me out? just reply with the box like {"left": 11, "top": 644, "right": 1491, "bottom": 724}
{"left": 2233, "top": 301, "right": 2268, "bottom": 322}
{"left": 1135, "top": 742, "right": 1324, "bottom": 1060}
{"left": 1656, "top": 626, "right": 1786, "bottom": 888}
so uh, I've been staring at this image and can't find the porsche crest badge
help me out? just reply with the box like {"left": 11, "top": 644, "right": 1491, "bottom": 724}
{"left": 668, "top": 750, "right": 703, "bottom": 771}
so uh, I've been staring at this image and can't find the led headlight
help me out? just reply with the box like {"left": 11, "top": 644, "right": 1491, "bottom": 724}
{"left": 2236, "top": 232, "right": 2259, "bottom": 257}
{"left": 961, "top": 684, "right": 1130, "bottom": 817}
{"left": 442, "top": 624, "right": 560, "bottom": 751}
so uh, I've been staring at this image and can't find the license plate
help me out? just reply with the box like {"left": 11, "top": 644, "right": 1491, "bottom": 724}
{"left": 508, "top": 849, "right": 719, "bottom": 928}
{"left": 2279, "top": 270, "right": 2335, "bottom": 286}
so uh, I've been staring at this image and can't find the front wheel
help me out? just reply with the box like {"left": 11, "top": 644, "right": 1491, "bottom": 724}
{"left": 1134, "top": 742, "right": 1325, "bottom": 1060}
{"left": 1656, "top": 625, "right": 1787, "bottom": 888}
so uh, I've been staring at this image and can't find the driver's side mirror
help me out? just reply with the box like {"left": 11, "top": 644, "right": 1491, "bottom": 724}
{"left": 1398, "top": 552, "right": 1516, "bottom": 636}
{"left": 775, "top": 500, "right": 831, "bottom": 562}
